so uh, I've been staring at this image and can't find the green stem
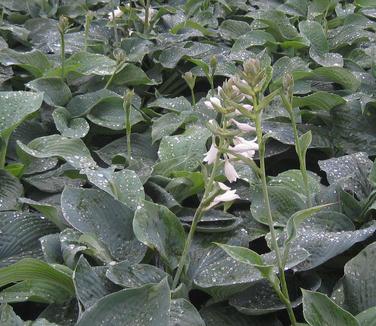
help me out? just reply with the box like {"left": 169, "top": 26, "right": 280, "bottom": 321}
{"left": 281, "top": 93, "right": 312, "bottom": 207}
{"left": 112, "top": 1, "right": 118, "bottom": 44}
{"left": 0, "top": 134, "right": 9, "bottom": 169}
{"left": 60, "top": 31, "right": 65, "bottom": 79}
{"left": 144, "top": 0, "right": 150, "bottom": 33}
{"left": 124, "top": 99, "right": 132, "bottom": 163}
{"left": 254, "top": 108, "right": 297, "bottom": 326}
{"left": 104, "top": 71, "right": 116, "bottom": 89}
{"left": 84, "top": 13, "right": 92, "bottom": 52}
{"left": 190, "top": 87, "right": 196, "bottom": 106}
{"left": 172, "top": 148, "right": 221, "bottom": 289}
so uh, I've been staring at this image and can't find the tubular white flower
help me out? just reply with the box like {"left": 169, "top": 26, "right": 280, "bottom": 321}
{"left": 224, "top": 158, "right": 239, "bottom": 183}
{"left": 230, "top": 136, "right": 258, "bottom": 160}
{"left": 210, "top": 97, "right": 221, "bottom": 107}
{"left": 204, "top": 100, "right": 214, "bottom": 110}
{"left": 203, "top": 143, "right": 218, "bottom": 165}
{"left": 230, "top": 119, "right": 256, "bottom": 132}
{"left": 108, "top": 7, "right": 123, "bottom": 21}
{"left": 217, "top": 182, "right": 231, "bottom": 191}
{"left": 207, "top": 188, "right": 240, "bottom": 209}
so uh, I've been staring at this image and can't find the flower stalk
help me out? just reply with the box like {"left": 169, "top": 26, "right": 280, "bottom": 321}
{"left": 280, "top": 74, "right": 312, "bottom": 207}
{"left": 58, "top": 16, "right": 70, "bottom": 79}
{"left": 123, "top": 89, "right": 134, "bottom": 163}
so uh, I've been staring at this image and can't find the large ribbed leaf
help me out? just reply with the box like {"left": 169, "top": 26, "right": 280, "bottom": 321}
{"left": 0, "top": 169, "right": 23, "bottom": 211}
{"left": 200, "top": 303, "right": 282, "bottom": 326}
{"left": 0, "top": 211, "right": 58, "bottom": 267}
{"left": 331, "top": 242, "right": 376, "bottom": 314}
{"left": 169, "top": 299, "right": 205, "bottom": 326}
{"left": 76, "top": 279, "right": 170, "bottom": 326}
{"left": 65, "top": 52, "right": 116, "bottom": 76}
{"left": 0, "top": 258, "right": 74, "bottom": 304}
{"left": 61, "top": 187, "right": 146, "bottom": 263}
{"left": 133, "top": 201, "right": 186, "bottom": 270}
{"left": 26, "top": 77, "right": 71, "bottom": 107}
{"left": 303, "top": 290, "right": 359, "bottom": 326}
{"left": 106, "top": 261, "right": 168, "bottom": 288}
{"left": 17, "top": 135, "right": 96, "bottom": 170}
{"left": 0, "top": 91, "right": 43, "bottom": 137}
{"left": 82, "top": 167, "right": 144, "bottom": 209}
{"left": 52, "top": 107, "right": 89, "bottom": 139}
{"left": 73, "top": 256, "right": 114, "bottom": 309}
{"left": 158, "top": 124, "right": 211, "bottom": 172}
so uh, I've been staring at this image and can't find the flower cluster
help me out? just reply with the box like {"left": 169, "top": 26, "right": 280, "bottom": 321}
{"left": 202, "top": 62, "right": 262, "bottom": 208}
{"left": 108, "top": 7, "right": 124, "bottom": 21}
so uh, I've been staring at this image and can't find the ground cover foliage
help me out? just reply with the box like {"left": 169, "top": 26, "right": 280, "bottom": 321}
{"left": 0, "top": 0, "right": 376, "bottom": 325}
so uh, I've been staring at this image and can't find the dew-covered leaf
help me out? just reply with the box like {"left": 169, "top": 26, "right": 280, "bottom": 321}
{"left": 292, "top": 91, "right": 346, "bottom": 110}
{"left": 0, "top": 211, "right": 58, "bottom": 267}
{"left": 82, "top": 167, "right": 145, "bottom": 209}
{"left": 0, "top": 258, "right": 74, "bottom": 304}
{"left": 52, "top": 107, "right": 89, "bottom": 139}
{"left": 303, "top": 290, "right": 359, "bottom": 326}
{"left": 65, "top": 52, "right": 116, "bottom": 76}
{"left": 26, "top": 77, "right": 72, "bottom": 107}
{"left": 61, "top": 187, "right": 146, "bottom": 263}
{"left": 0, "top": 169, "right": 23, "bottom": 211}
{"left": 169, "top": 299, "right": 205, "bottom": 326}
{"left": 133, "top": 200, "right": 186, "bottom": 270}
{"left": 17, "top": 135, "right": 96, "bottom": 170}
{"left": 76, "top": 279, "right": 170, "bottom": 326}
{"left": 106, "top": 261, "right": 168, "bottom": 288}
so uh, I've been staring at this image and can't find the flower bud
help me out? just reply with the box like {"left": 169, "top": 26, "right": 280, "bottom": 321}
{"left": 182, "top": 71, "right": 196, "bottom": 90}
{"left": 282, "top": 73, "right": 294, "bottom": 100}
{"left": 58, "top": 16, "right": 70, "bottom": 34}
{"left": 210, "top": 55, "right": 218, "bottom": 74}
{"left": 113, "top": 48, "right": 127, "bottom": 63}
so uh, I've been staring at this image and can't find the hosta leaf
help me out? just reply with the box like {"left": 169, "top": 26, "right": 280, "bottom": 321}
{"left": 0, "top": 48, "right": 52, "bottom": 77}
{"left": 0, "top": 169, "right": 23, "bottom": 211}
{"left": 356, "top": 307, "right": 376, "bottom": 326}
{"left": 229, "top": 273, "right": 321, "bottom": 315}
{"left": 158, "top": 124, "right": 211, "bottom": 172}
{"left": 95, "top": 133, "right": 157, "bottom": 183}
{"left": 26, "top": 77, "right": 72, "bottom": 107}
{"left": 148, "top": 96, "right": 192, "bottom": 113}
{"left": 232, "top": 31, "right": 276, "bottom": 52}
{"left": 82, "top": 167, "right": 145, "bottom": 209}
{"left": 290, "top": 217, "right": 376, "bottom": 271}
{"left": 17, "top": 135, "right": 96, "bottom": 170}
{"left": 112, "top": 63, "right": 155, "bottom": 86}
{"left": 299, "top": 20, "right": 343, "bottom": 67}
{"left": 106, "top": 262, "right": 168, "bottom": 288}
{"left": 318, "top": 152, "right": 372, "bottom": 198}
{"left": 331, "top": 242, "right": 376, "bottom": 314}
{"left": 292, "top": 91, "right": 346, "bottom": 110}
{"left": 66, "top": 89, "right": 117, "bottom": 118}
{"left": 133, "top": 200, "right": 186, "bottom": 269}
{"left": 251, "top": 185, "right": 306, "bottom": 226}
{"left": 313, "top": 67, "right": 360, "bottom": 91}
{"left": 302, "top": 290, "right": 359, "bottom": 326}
{"left": 65, "top": 52, "right": 116, "bottom": 76}
{"left": 331, "top": 101, "right": 376, "bottom": 155}
{"left": 0, "top": 211, "right": 58, "bottom": 267}
{"left": 268, "top": 170, "right": 321, "bottom": 200}
{"left": 76, "top": 279, "right": 170, "bottom": 326}
{"left": 73, "top": 256, "right": 114, "bottom": 309}
{"left": 87, "top": 96, "right": 144, "bottom": 130}
{"left": 0, "top": 258, "right": 74, "bottom": 304}
{"left": 169, "top": 299, "right": 205, "bottom": 326}
{"left": 200, "top": 302, "right": 283, "bottom": 326}
{"left": 52, "top": 107, "right": 89, "bottom": 139}
{"left": 0, "top": 91, "right": 43, "bottom": 138}
{"left": 0, "top": 303, "right": 24, "bottom": 325}
{"left": 218, "top": 20, "right": 251, "bottom": 41}
{"left": 61, "top": 187, "right": 146, "bottom": 263}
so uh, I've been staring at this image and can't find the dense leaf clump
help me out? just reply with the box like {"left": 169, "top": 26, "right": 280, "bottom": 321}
{"left": 0, "top": 0, "right": 375, "bottom": 325}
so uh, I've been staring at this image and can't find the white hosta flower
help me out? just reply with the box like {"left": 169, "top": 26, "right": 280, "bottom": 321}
{"left": 207, "top": 188, "right": 240, "bottom": 209}
{"left": 224, "top": 158, "right": 239, "bottom": 183}
{"left": 230, "top": 119, "right": 256, "bottom": 132}
{"left": 204, "top": 97, "right": 222, "bottom": 111}
{"left": 203, "top": 143, "right": 218, "bottom": 165}
{"left": 217, "top": 182, "right": 231, "bottom": 191}
{"left": 108, "top": 7, "right": 124, "bottom": 21}
{"left": 230, "top": 136, "right": 258, "bottom": 159}
{"left": 235, "top": 103, "right": 253, "bottom": 116}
